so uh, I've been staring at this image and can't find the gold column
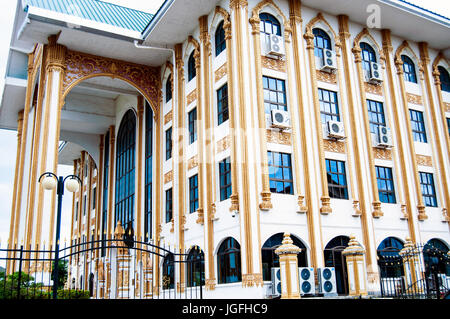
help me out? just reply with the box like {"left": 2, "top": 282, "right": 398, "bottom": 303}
{"left": 289, "top": 1, "right": 319, "bottom": 268}
{"left": 342, "top": 235, "right": 368, "bottom": 297}
{"left": 381, "top": 30, "right": 418, "bottom": 241}
{"left": 175, "top": 43, "right": 187, "bottom": 293}
{"left": 248, "top": 7, "right": 273, "bottom": 211}
{"left": 351, "top": 32, "right": 384, "bottom": 218}
{"left": 153, "top": 101, "right": 162, "bottom": 294}
{"left": 199, "top": 15, "right": 217, "bottom": 290}
{"left": 274, "top": 233, "right": 301, "bottom": 299}
{"left": 338, "top": 15, "right": 376, "bottom": 278}
{"left": 419, "top": 43, "right": 450, "bottom": 221}
{"left": 303, "top": 26, "right": 332, "bottom": 214}
{"left": 95, "top": 135, "right": 104, "bottom": 259}
{"left": 6, "top": 111, "right": 24, "bottom": 274}
{"left": 107, "top": 126, "right": 116, "bottom": 244}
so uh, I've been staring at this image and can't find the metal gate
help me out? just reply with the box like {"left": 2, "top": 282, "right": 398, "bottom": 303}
{"left": 378, "top": 243, "right": 450, "bottom": 299}
{"left": 0, "top": 236, "right": 204, "bottom": 299}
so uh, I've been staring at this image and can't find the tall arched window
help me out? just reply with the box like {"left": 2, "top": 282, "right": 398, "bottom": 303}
{"left": 217, "top": 237, "right": 241, "bottom": 284}
{"left": 377, "top": 237, "right": 404, "bottom": 279}
{"left": 438, "top": 66, "right": 450, "bottom": 92}
{"left": 313, "top": 28, "right": 331, "bottom": 60}
{"left": 188, "top": 51, "right": 196, "bottom": 82}
{"left": 115, "top": 109, "right": 136, "bottom": 231}
{"left": 186, "top": 246, "right": 205, "bottom": 287}
{"left": 360, "top": 42, "right": 376, "bottom": 73}
{"left": 163, "top": 253, "right": 175, "bottom": 289}
{"left": 215, "top": 21, "right": 226, "bottom": 56}
{"left": 144, "top": 102, "right": 153, "bottom": 242}
{"left": 401, "top": 55, "right": 417, "bottom": 83}
{"left": 101, "top": 131, "right": 110, "bottom": 256}
{"left": 165, "top": 74, "right": 172, "bottom": 103}
{"left": 259, "top": 12, "right": 281, "bottom": 47}
{"left": 423, "top": 239, "right": 450, "bottom": 276}
{"left": 261, "top": 233, "right": 307, "bottom": 281}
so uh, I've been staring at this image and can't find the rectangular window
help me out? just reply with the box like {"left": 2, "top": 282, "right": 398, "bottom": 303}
{"left": 367, "top": 99, "right": 386, "bottom": 134}
{"left": 263, "top": 76, "right": 287, "bottom": 115}
{"left": 419, "top": 172, "right": 437, "bottom": 207}
{"left": 409, "top": 109, "right": 427, "bottom": 143}
{"left": 447, "top": 118, "right": 450, "bottom": 137}
{"left": 219, "top": 157, "right": 232, "bottom": 201}
{"left": 217, "top": 84, "right": 229, "bottom": 125}
{"left": 188, "top": 108, "right": 197, "bottom": 144}
{"left": 92, "top": 187, "right": 97, "bottom": 208}
{"left": 376, "top": 166, "right": 396, "bottom": 204}
{"left": 165, "top": 188, "right": 173, "bottom": 223}
{"left": 268, "top": 151, "right": 294, "bottom": 195}
{"left": 83, "top": 194, "right": 87, "bottom": 216}
{"left": 318, "top": 88, "right": 340, "bottom": 124}
{"left": 325, "top": 159, "right": 349, "bottom": 199}
{"left": 166, "top": 127, "right": 172, "bottom": 160}
{"left": 189, "top": 174, "right": 199, "bottom": 213}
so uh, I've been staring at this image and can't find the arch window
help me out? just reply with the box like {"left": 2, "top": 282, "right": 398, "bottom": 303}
{"left": 259, "top": 12, "right": 281, "bottom": 47}
{"left": 217, "top": 237, "right": 241, "bottom": 284}
{"left": 215, "top": 21, "right": 226, "bottom": 56}
{"left": 360, "top": 42, "right": 376, "bottom": 73}
{"left": 377, "top": 237, "right": 404, "bottom": 278}
{"left": 423, "top": 239, "right": 450, "bottom": 276}
{"left": 261, "top": 233, "right": 307, "bottom": 281}
{"left": 401, "top": 55, "right": 417, "bottom": 83}
{"left": 165, "top": 74, "right": 172, "bottom": 103}
{"left": 186, "top": 246, "right": 205, "bottom": 287}
{"left": 162, "top": 253, "right": 175, "bottom": 289}
{"left": 438, "top": 66, "right": 450, "bottom": 92}
{"left": 188, "top": 51, "right": 196, "bottom": 82}
{"left": 144, "top": 102, "right": 153, "bottom": 242}
{"left": 115, "top": 109, "right": 136, "bottom": 231}
{"left": 312, "top": 28, "right": 332, "bottom": 60}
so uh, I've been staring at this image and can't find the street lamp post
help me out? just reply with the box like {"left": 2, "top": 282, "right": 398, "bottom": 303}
{"left": 38, "top": 172, "right": 81, "bottom": 299}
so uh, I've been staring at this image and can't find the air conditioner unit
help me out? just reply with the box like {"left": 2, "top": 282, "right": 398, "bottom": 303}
{"left": 271, "top": 109, "right": 290, "bottom": 129}
{"left": 271, "top": 267, "right": 282, "bottom": 296}
{"left": 298, "top": 267, "right": 315, "bottom": 295}
{"left": 326, "top": 120, "right": 345, "bottom": 139}
{"left": 376, "top": 126, "right": 393, "bottom": 148}
{"left": 368, "top": 62, "right": 382, "bottom": 83}
{"left": 317, "top": 267, "right": 337, "bottom": 296}
{"left": 320, "top": 49, "right": 337, "bottom": 73}
{"left": 267, "top": 34, "right": 285, "bottom": 57}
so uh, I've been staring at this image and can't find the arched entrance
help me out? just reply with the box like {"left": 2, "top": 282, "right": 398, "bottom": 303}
{"left": 324, "top": 236, "right": 349, "bottom": 295}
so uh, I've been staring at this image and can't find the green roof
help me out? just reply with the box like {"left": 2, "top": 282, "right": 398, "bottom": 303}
{"left": 24, "top": 0, "right": 155, "bottom": 33}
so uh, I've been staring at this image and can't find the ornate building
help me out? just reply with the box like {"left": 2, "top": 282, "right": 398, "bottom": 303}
{"left": 1, "top": 0, "right": 449, "bottom": 298}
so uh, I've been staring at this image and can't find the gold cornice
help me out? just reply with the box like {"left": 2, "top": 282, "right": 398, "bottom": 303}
{"left": 214, "top": 6, "right": 232, "bottom": 40}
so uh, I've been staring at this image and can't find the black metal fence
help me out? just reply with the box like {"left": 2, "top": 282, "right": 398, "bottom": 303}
{"left": 0, "top": 237, "right": 204, "bottom": 299}
{"left": 378, "top": 243, "right": 450, "bottom": 299}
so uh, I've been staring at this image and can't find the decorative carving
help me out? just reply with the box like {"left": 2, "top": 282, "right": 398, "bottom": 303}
{"left": 352, "top": 28, "right": 385, "bottom": 67}
{"left": 215, "top": 62, "right": 227, "bottom": 82}
{"left": 445, "top": 102, "right": 450, "bottom": 113}
{"left": 407, "top": 93, "right": 423, "bottom": 105}
{"left": 320, "top": 196, "right": 332, "bottom": 214}
{"left": 164, "top": 171, "right": 173, "bottom": 184}
{"left": 261, "top": 56, "right": 286, "bottom": 72}
{"left": 188, "top": 155, "right": 199, "bottom": 170}
{"left": 316, "top": 70, "right": 337, "bottom": 84}
{"left": 305, "top": 13, "right": 341, "bottom": 55}
{"left": 242, "top": 273, "right": 264, "bottom": 288}
{"left": 372, "top": 201, "right": 383, "bottom": 218}
{"left": 323, "top": 139, "right": 346, "bottom": 153}
{"left": 186, "top": 89, "right": 197, "bottom": 106}
{"left": 164, "top": 110, "right": 173, "bottom": 125}
{"left": 266, "top": 129, "right": 292, "bottom": 145}
{"left": 216, "top": 135, "right": 231, "bottom": 153}
{"left": 215, "top": 6, "right": 232, "bottom": 40}
{"left": 373, "top": 147, "right": 392, "bottom": 160}
{"left": 365, "top": 82, "right": 383, "bottom": 95}
{"left": 63, "top": 49, "right": 161, "bottom": 111}
{"left": 416, "top": 154, "right": 433, "bottom": 167}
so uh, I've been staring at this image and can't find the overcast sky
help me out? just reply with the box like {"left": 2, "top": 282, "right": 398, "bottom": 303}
{"left": 0, "top": 0, "right": 448, "bottom": 248}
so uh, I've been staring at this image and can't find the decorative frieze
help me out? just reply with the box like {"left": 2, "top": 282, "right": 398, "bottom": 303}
{"left": 266, "top": 129, "right": 292, "bottom": 145}
{"left": 364, "top": 82, "right": 383, "bottom": 95}
{"left": 316, "top": 70, "right": 337, "bottom": 84}
{"left": 416, "top": 154, "right": 432, "bottom": 167}
{"left": 323, "top": 139, "right": 346, "bottom": 153}
{"left": 164, "top": 171, "right": 173, "bottom": 184}
{"left": 188, "top": 155, "right": 198, "bottom": 170}
{"left": 261, "top": 56, "right": 286, "bottom": 72}
{"left": 215, "top": 63, "right": 227, "bottom": 82}
{"left": 407, "top": 93, "right": 423, "bottom": 105}
{"left": 186, "top": 89, "right": 197, "bottom": 106}
{"left": 444, "top": 102, "right": 450, "bottom": 112}
{"left": 216, "top": 135, "right": 231, "bottom": 153}
{"left": 373, "top": 147, "right": 392, "bottom": 160}
{"left": 164, "top": 110, "right": 173, "bottom": 125}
